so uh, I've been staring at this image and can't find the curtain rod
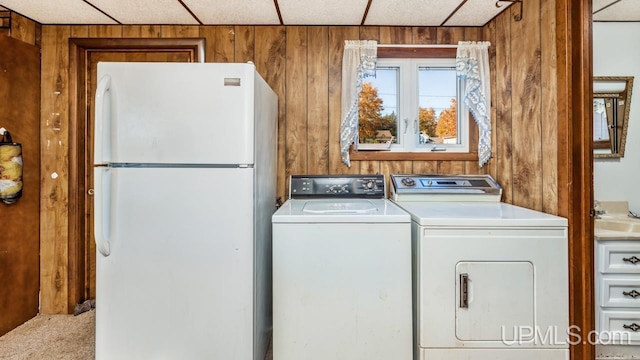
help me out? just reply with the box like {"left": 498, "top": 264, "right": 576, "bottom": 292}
{"left": 377, "top": 44, "right": 458, "bottom": 49}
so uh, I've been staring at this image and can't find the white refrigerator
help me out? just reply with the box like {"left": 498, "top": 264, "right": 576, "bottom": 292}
{"left": 93, "top": 62, "right": 278, "bottom": 360}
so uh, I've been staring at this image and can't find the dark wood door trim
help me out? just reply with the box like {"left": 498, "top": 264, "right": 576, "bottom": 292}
{"left": 67, "top": 38, "right": 205, "bottom": 312}
{"left": 556, "top": 1, "right": 594, "bottom": 359}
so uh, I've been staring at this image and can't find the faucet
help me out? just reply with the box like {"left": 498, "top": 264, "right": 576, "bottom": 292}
{"left": 594, "top": 200, "right": 606, "bottom": 219}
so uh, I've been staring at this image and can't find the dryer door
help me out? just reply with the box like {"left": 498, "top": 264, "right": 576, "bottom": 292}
{"left": 455, "top": 261, "right": 534, "bottom": 342}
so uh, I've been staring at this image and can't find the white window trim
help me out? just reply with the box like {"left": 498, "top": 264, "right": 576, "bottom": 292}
{"left": 357, "top": 58, "right": 470, "bottom": 153}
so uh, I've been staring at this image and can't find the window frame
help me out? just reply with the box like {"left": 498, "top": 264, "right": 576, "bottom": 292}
{"left": 349, "top": 46, "right": 479, "bottom": 162}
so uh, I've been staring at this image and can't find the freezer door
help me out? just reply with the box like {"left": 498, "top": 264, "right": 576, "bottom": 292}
{"left": 95, "top": 62, "right": 257, "bottom": 165}
{"left": 94, "top": 166, "right": 260, "bottom": 359}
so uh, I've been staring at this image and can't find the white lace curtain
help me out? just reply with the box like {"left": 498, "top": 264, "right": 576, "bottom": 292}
{"left": 339, "top": 40, "right": 490, "bottom": 167}
{"left": 456, "top": 41, "right": 492, "bottom": 167}
{"left": 340, "top": 40, "right": 377, "bottom": 167}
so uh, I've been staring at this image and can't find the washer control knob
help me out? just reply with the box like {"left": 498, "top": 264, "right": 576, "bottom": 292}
{"left": 365, "top": 180, "right": 376, "bottom": 190}
{"left": 401, "top": 177, "right": 416, "bottom": 187}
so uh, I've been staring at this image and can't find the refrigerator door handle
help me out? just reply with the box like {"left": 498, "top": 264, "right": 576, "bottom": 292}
{"left": 94, "top": 75, "right": 112, "bottom": 164}
{"left": 94, "top": 167, "right": 111, "bottom": 256}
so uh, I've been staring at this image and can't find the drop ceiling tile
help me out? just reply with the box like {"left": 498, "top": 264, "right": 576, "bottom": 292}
{"left": 278, "top": 0, "right": 368, "bottom": 25}
{"left": 593, "top": 0, "right": 619, "bottom": 14}
{"left": 364, "top": 0, "right": 462, "bottom": 26}
{"left": 594, "top": 0, "right": 640, "bottom": 21}
{"left": 0, "top": 0, "right": 117, "bottom": 24}
{"left": 87, "top": 0, "right": 198, "bottom": 24}
{"left": 443, "top": 0, "right": 514, "bottom": 26}
{"left": 181, "top": 0, "right": 280, "bottom": 25}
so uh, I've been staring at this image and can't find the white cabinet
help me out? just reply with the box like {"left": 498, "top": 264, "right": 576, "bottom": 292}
{"left": 596, "top": 240, "right": 640, "bottom": 345}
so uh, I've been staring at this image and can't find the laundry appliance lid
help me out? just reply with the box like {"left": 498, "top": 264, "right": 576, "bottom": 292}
{"left": 395, "top": 201, "right": 567, "bottom": 227}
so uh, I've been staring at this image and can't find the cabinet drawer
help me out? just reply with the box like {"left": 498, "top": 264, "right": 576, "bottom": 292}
{"left": 600, "top": 310, "right": 640, "bottom": 344}
{"left": 601, "top": 278, "right": 640, "bottom": 308}
{"left": 598, "top": 243, "right": 640, "bottom": 274}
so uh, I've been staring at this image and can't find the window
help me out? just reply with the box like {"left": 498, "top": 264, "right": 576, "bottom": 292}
{"left": 357, "top": 58, "right": 469, "bottom": 153}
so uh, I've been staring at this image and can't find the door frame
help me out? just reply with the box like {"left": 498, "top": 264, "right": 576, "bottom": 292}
{"left": 67, "top": 38, "right": 205, "bottom": 311}
{"left": 556, "top": 1, "right": 594, "bottom": 358}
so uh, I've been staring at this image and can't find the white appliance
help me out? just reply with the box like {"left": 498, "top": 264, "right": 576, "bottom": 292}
{"left": 93, "top": 62, "right": 277, "bottom": 360}
{"left": 390, "top": 174, "right": 569, "bottom": 360}
{"left": 272, "top": 175, "right": 413, "bottom": 360}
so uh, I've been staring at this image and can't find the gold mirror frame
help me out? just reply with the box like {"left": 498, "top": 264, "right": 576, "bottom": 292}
{"left": 593, "top": 76, "right": 633, "bottom": 158}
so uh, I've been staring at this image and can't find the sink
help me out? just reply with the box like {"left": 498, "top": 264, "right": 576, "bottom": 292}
{"left": 595, "top": 218, "right": 640, "bottom": 233}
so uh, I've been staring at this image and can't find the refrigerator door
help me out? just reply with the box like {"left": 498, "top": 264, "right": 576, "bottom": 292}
{"left": 95, "top": 166, "right": 255, "bottom": 359}
{"left": 95, "top": 62, "right": 256, "bottom": 165}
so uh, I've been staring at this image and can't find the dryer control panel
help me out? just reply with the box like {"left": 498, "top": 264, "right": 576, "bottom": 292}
{"left": 289, "top": 175, "right": 385, "bottom": 198}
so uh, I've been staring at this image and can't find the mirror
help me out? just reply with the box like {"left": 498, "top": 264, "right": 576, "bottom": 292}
{"left": 593, "top": 76, "right": 633, "bottom": 158}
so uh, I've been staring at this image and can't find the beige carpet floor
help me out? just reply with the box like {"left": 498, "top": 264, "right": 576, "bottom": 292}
{"left": 0, "top": 310, "right": 272, "bottom": 360}
{"left": 0, "top": 311, "right": 95, "bottom": 360}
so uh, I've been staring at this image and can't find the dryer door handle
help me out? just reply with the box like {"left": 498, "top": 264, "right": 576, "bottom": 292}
{"left": 459, "top": 273, "right": 469, "bottom": 308}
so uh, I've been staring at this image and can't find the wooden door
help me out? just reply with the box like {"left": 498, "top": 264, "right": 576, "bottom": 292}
{"left": 69, "top": 39, "right": 205, "bottom": 307}
{"left": 0, "top": 36, "right": 41, "bottom": 336}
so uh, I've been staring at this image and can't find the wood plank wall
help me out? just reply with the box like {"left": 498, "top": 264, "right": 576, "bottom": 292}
{"left": 7, "top": 0, "right": 557, "bottom": 315}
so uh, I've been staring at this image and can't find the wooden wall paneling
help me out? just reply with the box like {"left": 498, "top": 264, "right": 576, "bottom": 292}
{"left": 200, "top": 26, "right": 235, "bottom": 63}
{"left": 70, "top": 26, "right": 89, "bottom": 38}
{"left": 510, "top": 0, "right": 543, "bottom": 211}
{"left": 254, "top": 26, "right": 287, "bottom": 200}
{"left": 328, "top": 26, "right": 359, "bottom": 175}
{"left": 67, "top": 27, "right": 89, "bottom": 306}
{"left": 541, "top": 0, "right": 559, "bottom": 215}
{"left": 285, "top": 26, "right": 308, "bottom": 191}
{"left": 494, "top": 12, "right": 514, "bottom": 204}
{"left": 40, "top": 26, "right": 72, "bottom": 314}
{"left": 380, "top": 26, "right": 412, "bottom": 44}
{"left": 307, "top": 26, "right": 329, "bottom": 175}
{"left": 0, "top": 35, "right": 41, "bottom": 336}
{"left": 359, "top": 26, "right": 379, "bottom": 41}
{"left": 412, "top": 27, "right": 437, "bottom": 44}
{"left": 412, "top": 160, "right": 438, "bottom": 174}
{"left": 88, "top": 25, "right": 122, "bottom": 38}
{"left": 122, "top": 25, "right": 161, "bottom": 38}
{"left": 437, "top": 27, "right": 464, "bottom": 45}
{"left": 234, "top": 26, "right": 255, "bottom": 63}
{"left": 159, "top": 25, "right": 200, "bottom": 38}
{"left": 10, "top": 12, "right": 37, "bottom": 45}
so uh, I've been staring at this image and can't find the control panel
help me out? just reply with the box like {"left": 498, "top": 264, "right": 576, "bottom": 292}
{"left": 289, "top": 175, "right": 385, "bottom": 199}
{"left": 390, "top": 174, "right": 503, "bottom": 202}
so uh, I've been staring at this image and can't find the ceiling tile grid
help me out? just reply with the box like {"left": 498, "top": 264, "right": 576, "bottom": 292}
{"left": 443, "top": 0, "right": 515, "bottom": 26}
{"left": 0, "top": 0, "right": 116, "bottom": 24}
{"left": 364, "top": 0, "right": 463, "bottom": 26}
{"left": 0, "top": 0, "right": 636, "bottom": 27}
{"left": 88, "top": 0, "right": 198, "bottom": 24}
{"left": 594, "top": 0, "right": 640, "bottom": 22}
{"left": 278, "top": 0, "right": 368, "bottom": 25}
{"left": 181, "top": 0, "right": 280, "bottom": 25}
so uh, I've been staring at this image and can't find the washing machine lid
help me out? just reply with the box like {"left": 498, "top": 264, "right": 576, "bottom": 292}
{"left": 272, "top": 198, "right": 410, "bottom": 223}
{"left": 396, "top": 202, "right": 567, "bottom": 227}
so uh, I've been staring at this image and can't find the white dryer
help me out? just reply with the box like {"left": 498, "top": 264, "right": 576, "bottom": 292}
{"left": 272, "top": 175, "right": 413, "bottom": 360}
{"left": 390, "top": 174, "right": 569, "bottom": 360}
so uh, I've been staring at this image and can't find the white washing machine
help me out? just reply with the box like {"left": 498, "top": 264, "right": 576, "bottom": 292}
{"left": 272, "top": 175, "right": 413, "bottom": 360}
{"left": 390, "top": 174, "right": 569, "bottom": 360}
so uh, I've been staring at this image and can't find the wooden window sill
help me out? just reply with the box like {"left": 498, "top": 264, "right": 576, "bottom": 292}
{"left": 349, "top": 149, "right": 479, "bottom": 161}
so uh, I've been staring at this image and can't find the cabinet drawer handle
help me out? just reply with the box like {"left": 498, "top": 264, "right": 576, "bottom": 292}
{"left": 623, "top": 323, "right": 640, "bottom": 332}
{"left": 623, "top": 290, "right": 640, "bottom": 298}
{"left": 623, "top": 256, "right": 640, "bottom": 264}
